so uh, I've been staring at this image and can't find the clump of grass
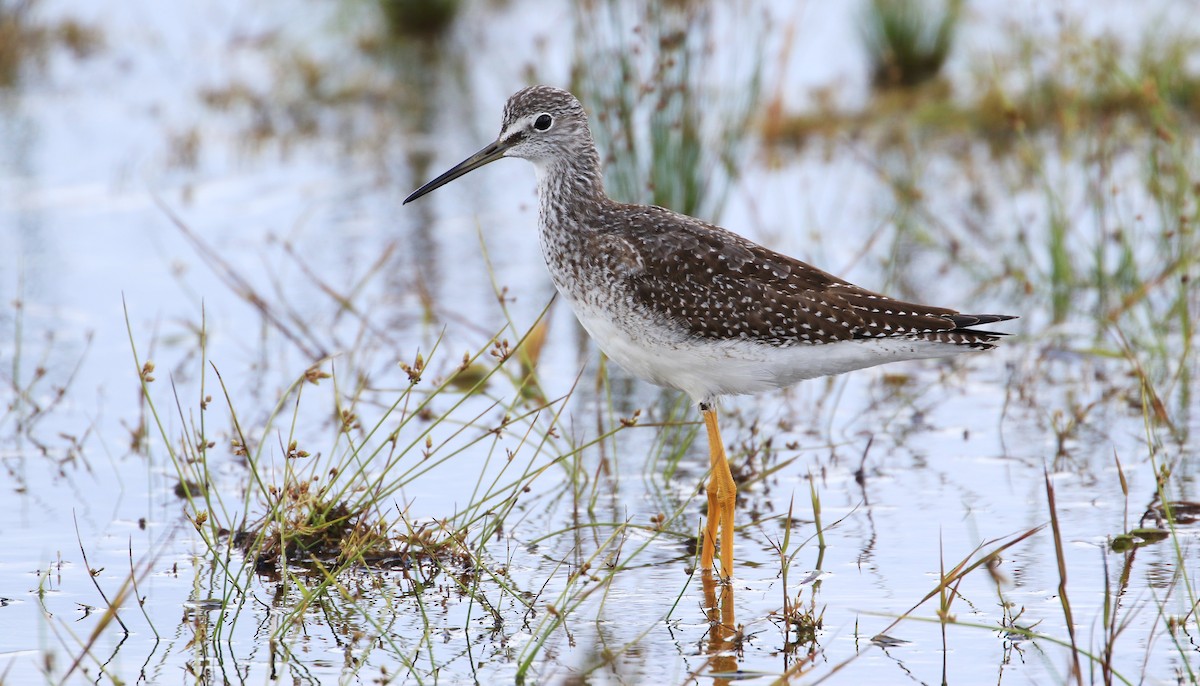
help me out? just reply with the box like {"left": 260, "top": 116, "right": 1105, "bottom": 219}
{"left": 376, "top": 0, "right": 459, "bottom": 39}
{"left": 0, "top": 0, "right": 101, "bottom": 87}
{"left": 124, "top": 308, "right": 656, "bottom": 686}
{"left": 861, "top": 0, "right": 961, "bottom": 91}
{"left": 570, "top": 0, "right": 763, "bottom": 221}
{"left": 0, "top": 0, "right": 38, "bottom": 85}
{"left": 246, "top": 484, "right": 392, "bottom": 571}
{"left": 767, "top": 499, "right": 825, "bottom": 659}
{"left": 150, "top": 331, "right": 549, "bottom": 576}
{"left": 128, "top": 201, "right": 686, "bottom": 682}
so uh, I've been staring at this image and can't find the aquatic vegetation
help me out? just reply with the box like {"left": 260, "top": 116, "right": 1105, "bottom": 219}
{"left": 0, "top": 0, "right": 100, "bottom": 87}
{"left": 862, "top": 0, "right": 961, "bottom": 90}
{"left": 376, "top": 0, "right": 460, "bottom": 38}
{"left": 7, "top": 1, "right": 1200, "bottom": 684}
{"left": 570, "top": 0, "right": 764, "bottom": 221}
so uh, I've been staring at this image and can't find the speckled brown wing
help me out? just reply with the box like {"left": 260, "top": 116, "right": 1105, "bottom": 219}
{"left": 602, "top": 205, "right": 1010, "bottom": 348}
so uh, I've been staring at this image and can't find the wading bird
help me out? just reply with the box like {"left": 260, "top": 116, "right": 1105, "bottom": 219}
{"left": 404, "top": 86, "right": 1014, "bottom": 579}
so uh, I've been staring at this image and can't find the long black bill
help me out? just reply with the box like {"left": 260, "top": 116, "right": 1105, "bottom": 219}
{"left": 403, "top": 138, "right": 511, "bottom": 204}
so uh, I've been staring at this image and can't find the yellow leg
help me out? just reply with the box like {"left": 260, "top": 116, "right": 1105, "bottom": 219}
{"left": 700, "top": 405, "right": 736, "bottom": 579}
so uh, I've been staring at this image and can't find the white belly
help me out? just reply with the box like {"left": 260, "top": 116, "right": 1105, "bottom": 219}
{"left": 567, "top": 299, "right": 976, "bottom": 405}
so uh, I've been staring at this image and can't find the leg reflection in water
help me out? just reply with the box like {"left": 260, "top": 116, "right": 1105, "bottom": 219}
{"left": 700, "top": 570, "right": 740, "bottom": 683}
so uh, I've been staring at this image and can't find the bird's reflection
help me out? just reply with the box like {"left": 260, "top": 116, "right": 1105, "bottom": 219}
{"left": 701, "top": 570, "right": 740, "bottom": 683}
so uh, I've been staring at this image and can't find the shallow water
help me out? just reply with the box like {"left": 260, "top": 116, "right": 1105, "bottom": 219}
{"left": 2, "top": 1, "right": 1197, "bottom": 684}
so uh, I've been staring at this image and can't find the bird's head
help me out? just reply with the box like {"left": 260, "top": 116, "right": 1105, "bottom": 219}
{"left": 404, "top": 85, "right": 593, "bottom": 204}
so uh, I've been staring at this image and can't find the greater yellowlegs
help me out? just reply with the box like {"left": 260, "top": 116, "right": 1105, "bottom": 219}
{"left": 404, "top": 85, "right": 1014, "bottom": 579}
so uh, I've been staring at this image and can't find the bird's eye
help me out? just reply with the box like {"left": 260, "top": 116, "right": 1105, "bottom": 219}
{"left": 533, "top": 114, "right": 553, "bottom": 131}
